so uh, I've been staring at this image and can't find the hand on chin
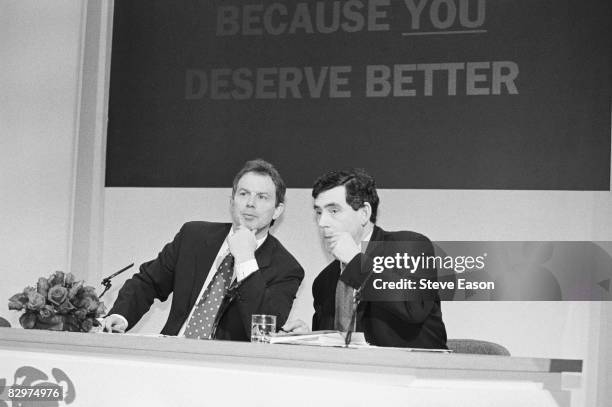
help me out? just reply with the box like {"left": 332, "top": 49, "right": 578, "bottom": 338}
{"left": 327, "top": 232, "right": 360, "bottom": 264}
{"left": 228, "top": 225, "right": 257, "bottom": 262}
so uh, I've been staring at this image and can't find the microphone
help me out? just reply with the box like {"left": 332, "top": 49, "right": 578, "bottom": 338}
{"left": 0, "top": 317, "right": 11, "bottom": 328}
{"left": 99, "top": 263, "right": 134, "bottom": 298}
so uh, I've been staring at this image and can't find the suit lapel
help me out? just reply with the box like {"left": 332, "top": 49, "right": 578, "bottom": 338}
{"left": 253, "top": 234, "right": 275, "bottom": 271}
{"left": 322, "top": 260, "right": 341, "bottom": 329}
{"left": 188, "top": 223, "right": 232, "bottom": 309}
{"left": 356, "top": 225, "right": 384, "bottom": 330}
{"left": 364, "top": 225, "right": 384, "bottom": 256}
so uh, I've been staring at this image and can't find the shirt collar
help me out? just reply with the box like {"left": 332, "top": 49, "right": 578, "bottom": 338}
{"left": 358, "top": 228, "right": 374, "bottom": 253}
{"left": 255, "top": 233, "right": 267, "bottom": 249}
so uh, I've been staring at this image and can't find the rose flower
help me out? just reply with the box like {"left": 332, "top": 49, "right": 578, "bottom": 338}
{"left": 48, "top": 271, "right": 65, "bottom": 287}
{"left": 37, "top": 277, "right": 50, "bottom": 297}
{"left": 74, "top": 308, "right": 88, "bottom": 320}
{"left": 8, "top": 293, "right": 28, "bottom": 311}
{"left": 67, "top": 281, "right": 83, "bottom": 301}
{"left": 57, "top": 300, "right": 76, "bottom": 314}
{"left": 38, "top": 305, "right": 56, "bottom": 323}
{"left": 78, "top": 297, "right": 100, "bottom": 313}
{"left": 26, "top": 291, "right": 46, "bottom": 311}
{"left": 64, "top": 272, "right": 76, "bottom": 286}
{"left": 47, "top": 285, "right": 69, "bottom": 306}
{"left": 80, "top": 318, "right": 94, "bottom": 332}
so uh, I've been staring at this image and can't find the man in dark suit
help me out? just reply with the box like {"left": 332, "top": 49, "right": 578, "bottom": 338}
{"left": 103, "top": 159, "right": 304, "bottom": 341}
{"left": 283, "top": 169, "right": 447, "bottom": 348}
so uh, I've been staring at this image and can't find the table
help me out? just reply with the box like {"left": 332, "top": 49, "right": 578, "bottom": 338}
{"left": 0, "top": 328, "right": 582, "bottom": 407}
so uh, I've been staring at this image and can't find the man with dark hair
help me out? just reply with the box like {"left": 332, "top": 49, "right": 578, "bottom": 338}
{"left": 231, "top": 159, "right": 286, "bottom": 226}
{"left": 283, "top": 168, "right": 447, "bottom": 348}
{"left": 104, "top": 159, "right": 304, "bottom": 341}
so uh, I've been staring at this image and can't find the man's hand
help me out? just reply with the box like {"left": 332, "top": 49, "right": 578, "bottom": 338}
{"left": 327, "top": 232, "right": 361, "bottom": 264}
{"left": 281, "top": 319, "right": 310, "bottom": 334}
{"left": 102, "top": 314, "right": 127, "bottom": 333}
{"left": 227, "top": 225, "right": 257, "bottom": 263}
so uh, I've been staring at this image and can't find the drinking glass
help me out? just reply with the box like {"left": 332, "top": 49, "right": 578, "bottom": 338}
{"left": 251, "top": 314, "right": 276, "bottom": 343}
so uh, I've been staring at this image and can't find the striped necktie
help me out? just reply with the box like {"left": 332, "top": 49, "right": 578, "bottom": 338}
{"left": 334, "top": 262, "right": 356, "bottom": 332}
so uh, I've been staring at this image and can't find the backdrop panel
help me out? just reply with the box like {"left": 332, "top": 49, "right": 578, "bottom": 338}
{"left": 106, "top": 0, "right": 611, "bottom": 189}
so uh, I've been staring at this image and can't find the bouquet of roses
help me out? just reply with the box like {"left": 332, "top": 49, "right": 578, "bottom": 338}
{"left": 8, "top": 271, "right": 106, "bottom": 332}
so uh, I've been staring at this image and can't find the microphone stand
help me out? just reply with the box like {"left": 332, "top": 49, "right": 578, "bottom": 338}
{"left": 99, "top": 263, "right": 134, "bottom": 298}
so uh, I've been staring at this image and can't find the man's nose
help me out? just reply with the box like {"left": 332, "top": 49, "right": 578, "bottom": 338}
{"left": 317, "top": 211, "right": 330, "bottom": 227}
{"left": 246, "top": 194, "right": 256, "bottom": 207}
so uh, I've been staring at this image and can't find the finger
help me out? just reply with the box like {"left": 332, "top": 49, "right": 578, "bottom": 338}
{"left": 237, "top": 219, "right": 257, "bottom": 234}
{"left": 294, "top": 324, "right": 310, "bottom": 334}
{"left": 327, "top": 235, "right": 340, "bottom": 244}
{"left": 326, "top": 231, "right": 340, "bottom": 238}
{"left": 285, "top": 320, "right": 310, "bottom": 334}
{"left": 104, "top": 319, "right": 125, "bottom": 333}
{"left": 111, "top": 322, "right": 126, "bottom": 333}
{"left": 103, "top": 322, "right": 114, "bottom": 333}
{"left": 236, "top": 214, "right": 252, "bottom": 228}
{"left": 282, "top": 319, "right": 306, "bottom": 332}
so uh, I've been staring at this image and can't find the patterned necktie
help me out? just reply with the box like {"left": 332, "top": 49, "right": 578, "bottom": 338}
{"left": 184, "top": 253, "right": 234, "bottom": 339}
{"left": 334, "top": 262, "right": 356, "bottom": 332}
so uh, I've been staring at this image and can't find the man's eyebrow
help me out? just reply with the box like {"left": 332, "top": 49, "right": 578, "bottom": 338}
{"left": 313, "top": 203, "right": 340, "bottom": 210}
{"left": 239, "top": 187, "right": 273, "bottom": 196}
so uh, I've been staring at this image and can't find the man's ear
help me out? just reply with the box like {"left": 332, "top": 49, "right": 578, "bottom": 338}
{"left": 273, "top": 202, "right": 285, "bottom": 220}
{"left": 360, "top": 202, "right": 372, "bottom": 225}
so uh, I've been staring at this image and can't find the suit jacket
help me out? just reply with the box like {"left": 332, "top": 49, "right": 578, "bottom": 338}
{"left": 109, "top": 221, "right": 304, "bottom": 341}
{"left": 312, "top": 225, "right": 447, "bottom": 348}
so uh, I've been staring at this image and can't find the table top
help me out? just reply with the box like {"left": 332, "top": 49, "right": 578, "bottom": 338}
{"left": 0, "top": 327, "right": 582, "bottom": 375}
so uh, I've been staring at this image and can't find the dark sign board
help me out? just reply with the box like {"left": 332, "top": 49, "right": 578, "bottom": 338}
{"left": 106, "top": 0, "right": 611, "bottom": 189}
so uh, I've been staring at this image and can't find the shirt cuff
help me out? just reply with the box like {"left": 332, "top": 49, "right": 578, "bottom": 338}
{"left": 235, "top": 258, "right": 259, "bottom": 282}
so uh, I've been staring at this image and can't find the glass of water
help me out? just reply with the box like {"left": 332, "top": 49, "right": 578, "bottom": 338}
{"left": 251, "top": 314, "right": 276, "bottom": 343}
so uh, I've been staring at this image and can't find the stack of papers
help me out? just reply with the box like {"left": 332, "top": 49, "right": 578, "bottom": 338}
{"left": 270, "top": 331, "right": 453, "bottom": 353}
{"left": 269, "top": 330, "right": 370, "bottom": 348}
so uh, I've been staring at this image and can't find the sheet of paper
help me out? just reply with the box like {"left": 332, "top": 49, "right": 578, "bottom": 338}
{"left": 269, "top": 331, "right": 368, "bottom": 347}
